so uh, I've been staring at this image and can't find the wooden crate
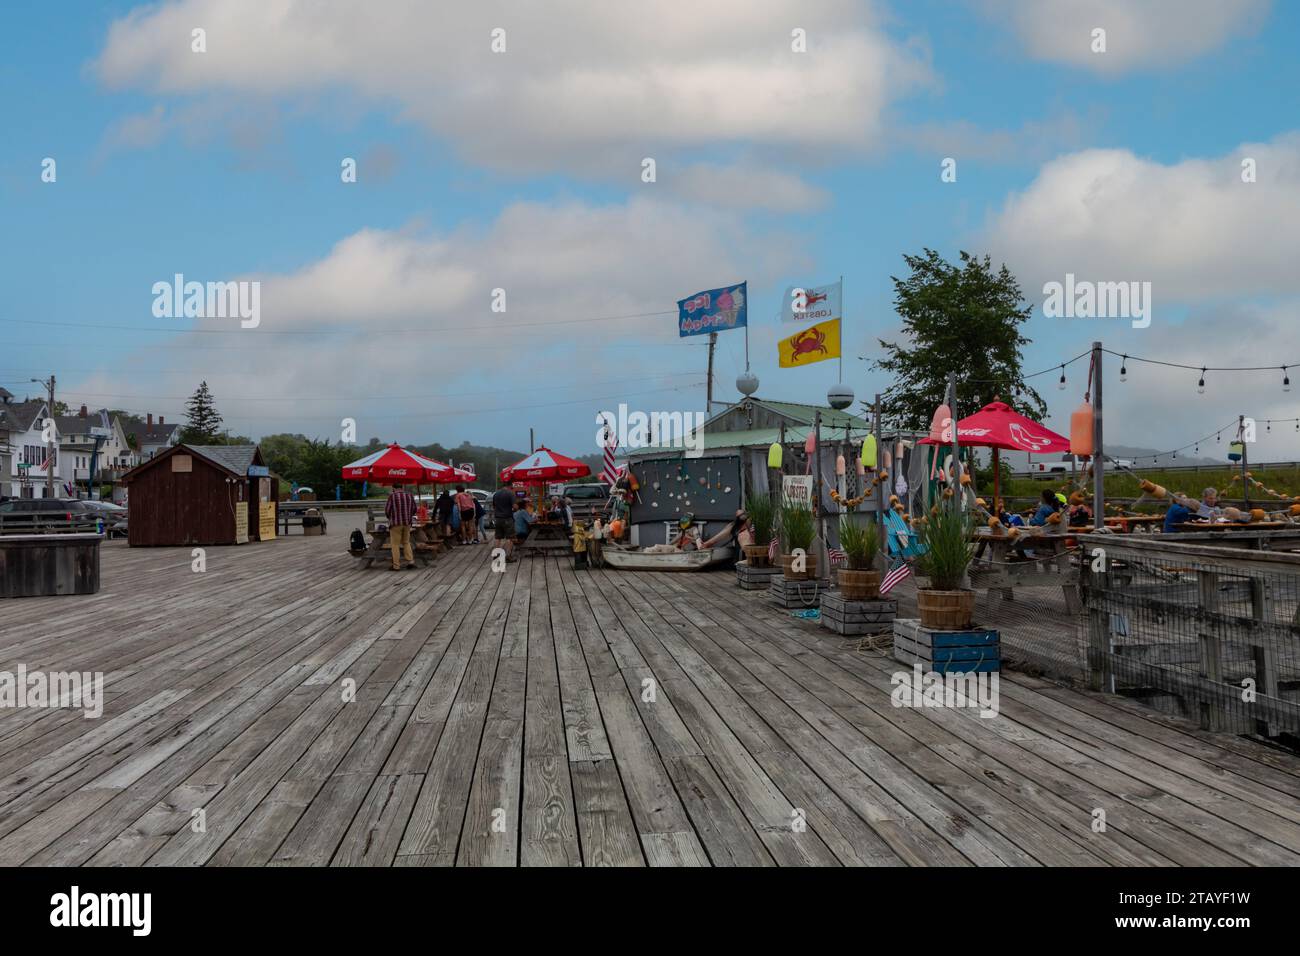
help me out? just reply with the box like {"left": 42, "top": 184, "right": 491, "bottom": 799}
{"left": 736, "top": 561, "right": 781, "bottom": 590}
{"left": 768, "top": 574, "right": 828, "bottom": 609}
{"left": 819, "top": 593, "right": 897, "bottom": 636}
{"left": 892, "top": 618, "right": 1000, "bottom": 673}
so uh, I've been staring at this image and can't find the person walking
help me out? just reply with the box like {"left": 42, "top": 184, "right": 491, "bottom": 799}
{"left": 492, "top": 482, "right": 517, "bottom": 561}
{"left": 385, "top": 483, "right": 417, "bottom": 570}
{"left": 455, "top": 485, "right": 476, "bottom": 545}
{"left": 434, "top": 489, "right": 455, "bottom": 537}
{"left": 473, "top": 494, "right": 485, "bottom": 544}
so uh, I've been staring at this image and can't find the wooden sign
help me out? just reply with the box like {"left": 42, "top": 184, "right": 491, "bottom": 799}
{"left": 782, "top": 474, "right": 813, "bottom": 504}
{"left": 172, "top": 455, "right": 192, "bottom": 473}
{"left": 259, "top": 501, "right": 276, "bottom": 540}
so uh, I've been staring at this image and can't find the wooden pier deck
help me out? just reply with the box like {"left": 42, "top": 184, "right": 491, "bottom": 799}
{"left": 2, "top": 515, "right": 1299, "bottom": 867}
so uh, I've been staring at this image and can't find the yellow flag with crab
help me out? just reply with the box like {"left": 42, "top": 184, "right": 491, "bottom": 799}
{"left": 778, "top": 317, "right": 840, "bottom": 368}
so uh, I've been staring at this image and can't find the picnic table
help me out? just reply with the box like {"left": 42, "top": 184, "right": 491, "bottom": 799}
{"left": 1103, "top": 515, "right": 1164, "bottom": 533}
{"left": 968, "top": 527, "right": 1081, "bottom": 612}
{"left": 279, "top": 507, "right": 327, "bottom": 535}
{"left": 515, "top": 519, "right": 571, "bottom": 557}
{"left": 349, "top": 522, "right": 440, "bottom": 569}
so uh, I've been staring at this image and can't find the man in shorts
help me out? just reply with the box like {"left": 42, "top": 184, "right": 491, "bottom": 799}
{"left": 454, "top": 485, "right": 476, "bottom": 545}
{"left": 492, "top": 483, "right": 517, "bottom": 560}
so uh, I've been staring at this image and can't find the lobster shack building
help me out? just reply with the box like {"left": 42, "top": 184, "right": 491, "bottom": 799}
{"left": 121, "top": 444, "right": 278, "bottom": 546}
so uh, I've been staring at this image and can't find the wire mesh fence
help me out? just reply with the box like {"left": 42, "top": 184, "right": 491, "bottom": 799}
{"left": 1079, "top": 536, "right": 1300, "bottom": 738}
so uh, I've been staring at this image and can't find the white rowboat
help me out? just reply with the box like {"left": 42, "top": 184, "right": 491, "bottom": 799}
{"left": 601, "top": 545, "right": 735, "bottom": 572}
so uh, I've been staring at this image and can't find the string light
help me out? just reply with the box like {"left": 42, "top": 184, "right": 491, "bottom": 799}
{"left": 1197, "top": 368, "right": 1206, "bottom": 394}
{"left": 1119, "top": 355, "right": 1128, "bottom": 382}
{"left": 1057, "top": 365, "right": 1066, "bottom": 390}
{"left": 1284, "top": 367, "right": 1292, "bottom": 392}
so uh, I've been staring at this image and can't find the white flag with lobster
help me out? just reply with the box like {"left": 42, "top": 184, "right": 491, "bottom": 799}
{"left": 781, "top": 280, "right": 842, "bottom": 324}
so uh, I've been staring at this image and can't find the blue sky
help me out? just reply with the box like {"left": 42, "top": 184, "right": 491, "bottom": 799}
{"left": 3, "top": 0, "right": 1298, "bottom": 460}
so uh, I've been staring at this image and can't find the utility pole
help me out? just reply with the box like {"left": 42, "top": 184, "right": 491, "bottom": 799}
{"left": 32, "top": 375, "right": 55, "bottom": 498}
{"left": 1092, "top": 341, "right": 1104, "bottom": 531}
{"left": 946, "top": 372, "right": 961, "bottom": 490}
{"left": 705, "top": 331, "right": 717, "bottom": 414}
{"left": 873, "top": 393, "right": 885, "bottom": 555}
{"left": 1239, "top": 414, "right": 1249, "bottom": 509}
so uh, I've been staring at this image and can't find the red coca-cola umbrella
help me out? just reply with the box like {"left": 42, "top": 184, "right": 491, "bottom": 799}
{"left": 919, "top": 401, "right": 1069, "bottom": 506}
{"left": 499, "top": 446, "right": 591, "bottom": 484}
{"left": 342, "top": 443, "right": 460, "bottom": 484}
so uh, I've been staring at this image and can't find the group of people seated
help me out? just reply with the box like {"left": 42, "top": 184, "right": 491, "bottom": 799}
{"left": 1162, "top": 487, "right": 1249, "bottom": 531}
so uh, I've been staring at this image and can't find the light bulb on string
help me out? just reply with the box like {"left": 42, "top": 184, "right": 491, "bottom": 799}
{"left": 1119, "top": 356, "right": 1128, "bottom": 382}
{"left": 1285, "top": 367, "right": 1292, "bottom": 392}
{"left": 1057, "top": 365, "right": 1066, "bottom": 390}
{"left": 1197, "top": 368, "right": 1206, "bottom": 394}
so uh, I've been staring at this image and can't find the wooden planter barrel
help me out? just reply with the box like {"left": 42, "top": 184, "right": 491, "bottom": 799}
{"left": 916, "top": 588, "right": 975, "bottom": 629}
{"left": 742, "top": 544, "right": 771, "bottom": 567}
{"left": 781, "top": 552, "right": 818, "bottom": 581}
{"left": 837, "top": 569, "right": 880, "bottom": 601}
{"left": 0, "top": 534, "right": 102, "bottom": 598}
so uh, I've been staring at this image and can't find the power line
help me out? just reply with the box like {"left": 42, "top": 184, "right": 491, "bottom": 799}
{"left": 49, "top": 381, "right": 709, "bottom": 423}
{"left": 31, "top": 372, "right": 702, "bottom": 404}
{"left": 0, "top": 308, "right": 680, "bottom": 337}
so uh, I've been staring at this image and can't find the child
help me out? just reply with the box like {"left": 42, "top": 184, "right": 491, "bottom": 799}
{"left": 572, "top": 522, "right": 589, "bottom": 570}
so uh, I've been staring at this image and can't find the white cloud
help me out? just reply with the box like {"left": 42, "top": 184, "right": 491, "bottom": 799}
{"left": 982, "top": 134, "right": 1300, "bottom": 304}
{"left": 68, "top": 197, "right": 810, "bottom": 451}
{"left": 94, "top": 0, "right": 933, "bottom": 175}
{"left": 979, "top": 0, "right": 1270, "bottom": 72}
{"left": 666, "top": 163, "right": 830, "bottom": 213}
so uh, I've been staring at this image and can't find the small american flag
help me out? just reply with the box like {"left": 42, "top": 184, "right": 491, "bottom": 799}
{"left": 828, "top": 548, "right": 846, "bottom": 566}
{"left": 879, "top": 560, "right": 912, "bottom": 595}
{"left": 599, "top": 420, "right": 620, "bottom": 487}
{"left": 767, "top": 537, "right": 780, "bottom": 561}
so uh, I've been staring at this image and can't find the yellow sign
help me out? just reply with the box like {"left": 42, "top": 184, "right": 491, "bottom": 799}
{"left": 779, "top": 317, "right": 840, "bottom": 368}
{"left": 259, "top": 501, "right": 276, "bottom": 540}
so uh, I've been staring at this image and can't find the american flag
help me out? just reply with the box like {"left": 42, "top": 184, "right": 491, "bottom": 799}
{"left": 767, "top": 537, "right": 780, "bottom": 561}
{"left": 879, "top": 560, "right": 912, "bottom": 595}
{"left": 598, "top": 421, "right": 619, "bottom": 487}
{"left": 828, "top": 548, "right": 846, "bottom": 566}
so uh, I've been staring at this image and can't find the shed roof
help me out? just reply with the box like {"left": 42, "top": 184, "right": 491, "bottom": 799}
{"left": 121, "top": 443, "right": 262, "bottom": 482}
{"left": 187, "top": 445, "right": 260, "bottom": 476}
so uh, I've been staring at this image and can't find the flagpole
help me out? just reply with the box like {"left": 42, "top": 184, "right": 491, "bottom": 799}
{"left": 838, "top": 274, "right": 844, "bottom": 384}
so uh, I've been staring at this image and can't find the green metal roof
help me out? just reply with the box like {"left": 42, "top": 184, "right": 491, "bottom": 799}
{"left": 748, "top": 399, "right": 870, "bottom": 430}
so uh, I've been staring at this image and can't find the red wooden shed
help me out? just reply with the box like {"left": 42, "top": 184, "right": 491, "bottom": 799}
{"left": 121, "top": 444, "right": 278, "bottom": 546}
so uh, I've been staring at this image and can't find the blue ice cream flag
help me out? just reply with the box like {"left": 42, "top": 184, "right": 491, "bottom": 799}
{"left": 678, "top": 282, "right": 747, "bottom": 337}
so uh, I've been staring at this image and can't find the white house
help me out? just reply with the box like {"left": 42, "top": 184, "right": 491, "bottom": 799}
{"left": 0, "top": 388, "right": 66, "bottom": 498}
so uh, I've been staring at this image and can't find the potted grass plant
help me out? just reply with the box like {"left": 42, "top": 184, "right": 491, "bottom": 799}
{"left": 778, "top": 495, "right": 817, "bottom": 580}
{"left": 836, "top": 516, "right": 880, "bottom": 600}
{"left": 915, "top": 500, "right": 976, "bottom": 628}
{"left": 743, "top": 492, "right": 775, "bottom": 567}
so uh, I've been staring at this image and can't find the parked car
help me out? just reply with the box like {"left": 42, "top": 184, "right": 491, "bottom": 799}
{"left": 0, "top": 498, "right": 101, "bottom": 533}
{"left": 563, "top": 482, "right": 611, "bottom": 522}
{"left": 80, "top": 500, "right": 128, "bottom": 537}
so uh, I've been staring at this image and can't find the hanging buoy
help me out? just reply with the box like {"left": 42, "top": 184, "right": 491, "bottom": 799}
{"left": 804, "top": 432, "right": 816, "bottom": 456}
{"left": 882, "top": 448, "right": 892, "bottom": 472}
{"left": 1069, "top": 403, "right": 1094, "bottom": 456}
{"left": 929, "top": 404, "right": 952, "bottom": 442}
{"left": 855, "top": 456, "right": 866, "bottom": 477}
{"left": 861, "top": 434, "right": 877, "bottom": 468}
{"left": 835, "top": 454, "right": 846, "bottom": 476}
{"left": 1228, "top": 440, "right": 1244, "bottom": 462}
{"left": 767, "top": 443, "right": 782, "bottom": 468}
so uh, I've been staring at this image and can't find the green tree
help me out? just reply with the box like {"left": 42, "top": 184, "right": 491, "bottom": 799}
{"left": 873, "top": 249, "right": 1045, "bottom": 430}
{"left": 180, "top": 381, "right": 225, "bottom": 444}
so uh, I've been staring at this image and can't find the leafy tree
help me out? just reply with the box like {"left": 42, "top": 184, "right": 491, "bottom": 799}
{"left": 873, "top": 249, "right": 1045, "bottom": 430}
{"left": 180, "top": 381, "right": 225, "bottom": 444}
